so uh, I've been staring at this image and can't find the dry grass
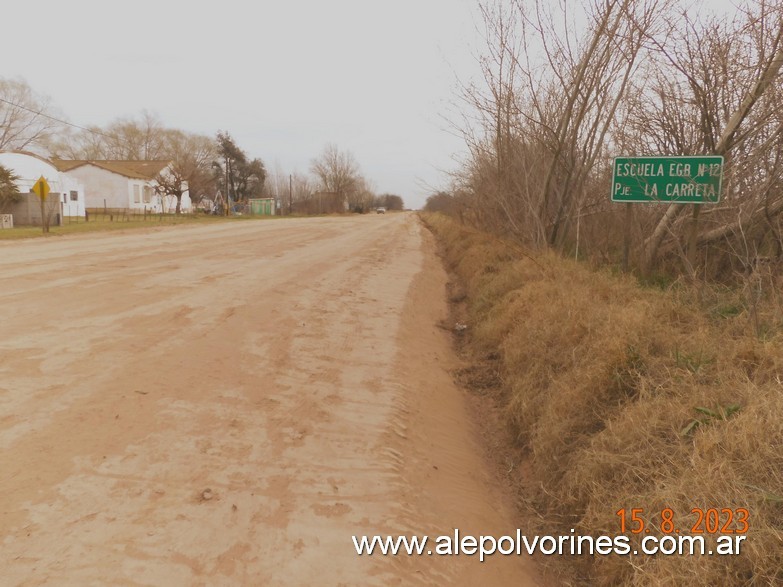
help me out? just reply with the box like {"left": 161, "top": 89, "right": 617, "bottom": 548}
{"left": 422, "top": 212, "right": 783, "bottom": 586}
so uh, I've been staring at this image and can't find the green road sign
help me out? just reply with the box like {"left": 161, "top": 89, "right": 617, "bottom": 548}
{"left": 611, "top": 156, "right": 723, "bottom": 204}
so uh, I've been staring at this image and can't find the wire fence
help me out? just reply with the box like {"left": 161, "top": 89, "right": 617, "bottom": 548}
{"left": 64, "top": 208, "right": 197, "bottom": 224}
{"left": 62, "top": 202, "right": 276, "bottom": 224}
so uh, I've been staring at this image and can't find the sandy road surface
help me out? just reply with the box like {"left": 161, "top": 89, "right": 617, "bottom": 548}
{"left": 0, "top": 214, "right": 541, "bottom": 586}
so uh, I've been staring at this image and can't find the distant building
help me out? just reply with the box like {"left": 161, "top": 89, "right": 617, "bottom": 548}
{"left": 249, "top": 198, "right": 276, "bottom": 216}
{"left": 51, "top": 159, "right": 192, "bottom": 213}
{"left": 0, "top": 151, "right": 85, "bottom": 224}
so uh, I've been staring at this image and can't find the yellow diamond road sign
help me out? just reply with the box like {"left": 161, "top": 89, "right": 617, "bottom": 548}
{"left": 32, "top": 176, "right": 51, "bottom": 200}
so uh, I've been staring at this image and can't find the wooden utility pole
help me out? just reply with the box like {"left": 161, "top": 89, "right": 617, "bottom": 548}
{"left": 224, "top": 155, "right": 230, "bottom": 217}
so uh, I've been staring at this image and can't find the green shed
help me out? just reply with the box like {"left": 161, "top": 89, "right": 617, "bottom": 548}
{"left": 249, "top": 198, "right": 276, "bottom": 216}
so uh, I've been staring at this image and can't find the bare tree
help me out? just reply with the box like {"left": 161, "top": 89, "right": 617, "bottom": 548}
{"left": 264, "top": 163, "right": 290, "bottom": 212}
{"left": 453, "top": 0, "right": 670, "bottom": 249}
{"left": 635, "top": 3, "right": 783, "bottom": 273}
{"left": 48, "top": 125, "right": 109, "bottom": 159}
{"left": 349, "top": 175, "right": 376, "bottom": 212}
{"left": 48, "top": 110, "right": 168, "bottom": 161}
{"left": 0, "top": 77, "right": 63, "bottom": 152}
{"left": 154, "top": 130, "right": 217, "bottom": 214}
{"left": 310, "top": 143, "right": 360, "bottom": 198}
{"left": 291, "top": 172, "right": 314, "bottom": 209}
{"left": 450, "top": 1, "right": 538, "bottom": 239}
{"left": 449, "top": 0, "right": 783, "bottom": 281}
{"left": 536, "top": 0, "right": 671, "bottom": 248}
{"left": 101, "top": 110, "right": 167, "bottom": 160}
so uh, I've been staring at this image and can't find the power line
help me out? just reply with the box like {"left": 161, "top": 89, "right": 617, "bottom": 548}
{"left": 0, "top": 96, "right": 118, "bottom": 142}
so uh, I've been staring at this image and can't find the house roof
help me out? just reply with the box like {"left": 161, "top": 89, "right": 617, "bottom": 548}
{"left": 51, "top": 159, "right": 170, "bottom": 180}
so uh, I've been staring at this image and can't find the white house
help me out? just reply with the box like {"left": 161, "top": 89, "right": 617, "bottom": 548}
{"left": 51, "top": 159, "right": 192, "bottom": 214}
{"left": 0, "top": 150, "right": 86, "bottom": 217}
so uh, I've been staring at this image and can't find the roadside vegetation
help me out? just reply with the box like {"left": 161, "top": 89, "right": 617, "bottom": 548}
{"left": 436, "top": 0, "right": 783, "bottom": 282}
{"left": 423, "top": 212, "right": 782, "bottom": 585}
{"left": 426, "top": 4, "right": 783, "bottom": 580}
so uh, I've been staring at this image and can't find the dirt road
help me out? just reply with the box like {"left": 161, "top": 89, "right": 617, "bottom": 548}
{"left": 0, "top": 214, "right": 541, "bottom": 586}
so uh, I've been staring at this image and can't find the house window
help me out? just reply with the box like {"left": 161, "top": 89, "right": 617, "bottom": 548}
{"left": 70, "top": 191, "right": 78, "bottom": 201}
{"left": 143, "top": 186, "right": 152, "bottom": 204}
{"left": 62, "top": 194, "right": 67, "bottom": 203}
{"left": 133, "top": 185, "right": 141, "bottom": 203}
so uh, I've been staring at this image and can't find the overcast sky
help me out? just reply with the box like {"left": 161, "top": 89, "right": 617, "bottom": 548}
{"left": 3, "top": 0, "right": 745, "bottom": 209}
{"left": 3, "top": 0, "right": 486, "bottom": 209}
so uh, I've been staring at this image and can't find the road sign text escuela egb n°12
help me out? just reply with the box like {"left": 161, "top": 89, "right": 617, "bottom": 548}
{"left": 611, "top": 155, "right": 724, "bottom": 204}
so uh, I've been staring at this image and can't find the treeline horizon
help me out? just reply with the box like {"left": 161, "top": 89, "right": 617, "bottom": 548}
{"left": 0, "top": 78, "right": 404, "bottom": 213}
